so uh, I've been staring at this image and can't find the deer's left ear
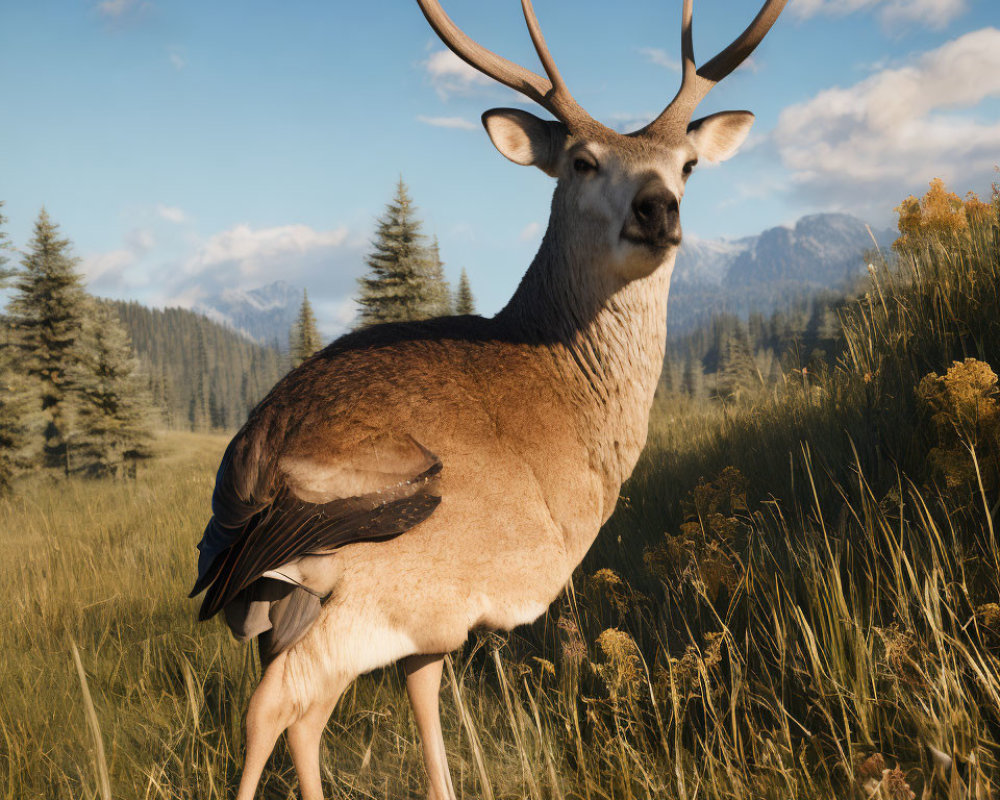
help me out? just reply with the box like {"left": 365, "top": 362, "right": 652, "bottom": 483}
{"left": 687, "top": 111, "right": 755, "bottom": 163}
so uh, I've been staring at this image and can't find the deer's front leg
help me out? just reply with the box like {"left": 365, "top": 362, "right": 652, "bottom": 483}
{"left": 404, "top": 653, "right": 458, "bottom": 800}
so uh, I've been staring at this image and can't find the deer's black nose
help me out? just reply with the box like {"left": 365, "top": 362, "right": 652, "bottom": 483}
{"left": 623, "top": 180, "right": 681, "bottom": 249}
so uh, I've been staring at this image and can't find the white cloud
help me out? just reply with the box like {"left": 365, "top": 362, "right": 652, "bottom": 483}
{"left": 167, "top": 47, "right": 186, "bottom": 71}
{"left": 639, "top": 47, "right": 680, "bottom": 72}
{"left": 518, "top": 222, "right": 543, "bottom": 243}
{"left": 82, "top": 221, "right": 366, "bottom": 338}
{"left": 82, "top": 249, "right": 136, "bottom": 286}
{"left": 183, "top": 223, "right": 350, "bottom": 282}
{"left": 96, "top": 0, "right": 150, "bottom": 19}
{"left": 607, "top": 112, "right": 656, "bottom": 134}
{"left": 81, "top": 227, "right": 153, "bottom": 289}
{"left": 417, "top": 115, "right": 478, "bottom": 131}
{"left": 771, "top": 28, "right": 1000, "bottom": 211}
{"left": 792, "top": 0, "right": 967, "bottom": 29}
{"left": 156, "top": 204, "right": 187, "bottom": 223}
{"left": 638, "top": 47, "right": 755, "bottom": 75}
{"left": 125, "top": 227, "right": 155, "bottom": 253}
{"left": 314, "top": 297, "right": 359, "bottom": 338}
{"left": 173, "top": 223, "right": 363, "bottom": 337}
{"left": 424, "top": 49, "right": 493, "bottom": 99}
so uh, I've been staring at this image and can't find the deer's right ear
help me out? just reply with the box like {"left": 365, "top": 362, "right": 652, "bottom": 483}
{"left": 482, "top": 109, "right": 568, "bottom": 177}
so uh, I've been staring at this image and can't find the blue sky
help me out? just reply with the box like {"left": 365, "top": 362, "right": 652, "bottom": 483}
{"left": 1, "top": 0, "right": 998, "bottom": 335}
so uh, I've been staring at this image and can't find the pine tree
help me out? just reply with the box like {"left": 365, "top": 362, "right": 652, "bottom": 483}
{"left": 0, "top": 358, "right": 42, "bottom": 492}
{"left": 189, "top": 326, "right": 210, "bottom": 430}
{"left": 0, "top": 205, "right": 43, "bottom": 492}
{"left": 356, "top": 179, "right": 436, "bottom": 327}
{"left": 8, "top": 209, "right": 88, "bottom": 472}
{"left": 716, "top": 328, "right": 757, "bottom": 401}
{"left": 289, "top": 289, "right": 323, "bottom": 368}
{"left": 70, "top": 301, "right": 155, "bottom": 478}
{"left": 682, "top": 355, "right": 702, "bottom": 398}
{"left": 0, "top": 201, "right": 13, "bottom": 285}
{"left": 454, "top": 267, "right": 476, "bottom": 315}
{"left": 425, "top": 237, "right": 453, "bottom": 317}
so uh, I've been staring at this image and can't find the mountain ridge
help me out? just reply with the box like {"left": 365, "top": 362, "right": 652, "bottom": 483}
{"left": 669, "top": 212, "right": 896, "bottom": 332}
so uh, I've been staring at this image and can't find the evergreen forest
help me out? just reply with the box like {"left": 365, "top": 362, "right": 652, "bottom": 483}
{"left": 0, "top": 178, "right": 481, "bottom": 494}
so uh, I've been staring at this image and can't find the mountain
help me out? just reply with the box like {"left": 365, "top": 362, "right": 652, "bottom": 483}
{"left": 669, "top": 213, "right": 896, "bottom": 332}
{"left": 194, "top": 280, "right": 303, "bottom": 347}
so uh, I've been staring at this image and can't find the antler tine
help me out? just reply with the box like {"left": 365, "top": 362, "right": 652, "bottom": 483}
{"left": 698, "top": 0, "right": 787, "bottom": 84}
{"left": 642, "top": 0, "right": 787, "bottom": 136}
{"left": 680, "top": 0, "right": 696, "bottom": 89}
{"left": 415, "top": 0, "right": 592, "bottom": 128}
{"left": 520, "top": 0, "right": 584, "bottom": 121}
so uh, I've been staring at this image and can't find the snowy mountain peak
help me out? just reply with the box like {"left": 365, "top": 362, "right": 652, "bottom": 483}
{"left": 195, "top": 280, "right": 303, "bottom": 346}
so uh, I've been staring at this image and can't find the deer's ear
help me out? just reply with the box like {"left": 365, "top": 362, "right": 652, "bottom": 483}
{"left": 687, "top": 111, "right": 755, "bottom": 163}
{"left": 482, "top": 108, "right": 568, "bottom": 177}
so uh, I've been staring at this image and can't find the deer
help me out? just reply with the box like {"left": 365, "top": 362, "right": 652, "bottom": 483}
{"left": 189, "top": 1, "right": 787, "bottom": 798}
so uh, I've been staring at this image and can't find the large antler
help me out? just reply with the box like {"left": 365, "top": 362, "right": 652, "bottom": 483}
{"left": 640, "top": 0, "right": 788, "bottom": 136}
{"left": 415, "top": 0, "right": 597, "bottom": 130}
{"left": 416, "top": 0, "right": 786, "bottom": 138}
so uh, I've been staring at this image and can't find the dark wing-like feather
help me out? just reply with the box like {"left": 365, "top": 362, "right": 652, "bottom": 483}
{"left": 192, "top": 454, "right": 441, "bottom": 622}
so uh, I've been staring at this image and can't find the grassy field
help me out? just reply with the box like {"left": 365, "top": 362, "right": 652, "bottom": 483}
{"left": 3, "top": 207, "right": 1000, "bottom": 799}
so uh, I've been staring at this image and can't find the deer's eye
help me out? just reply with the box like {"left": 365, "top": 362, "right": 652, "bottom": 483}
{"left": 682, "top": 159, "right": 697, "bottom": 177}
{"left": 573, "top": 155, "right": 597, "bottom": 175}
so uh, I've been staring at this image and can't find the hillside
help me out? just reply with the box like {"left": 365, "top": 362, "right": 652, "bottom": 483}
{"left": 669, "top": 212, "right": 895, "bottom": 332}
{"left": 110, "top": 300, "right": 286, "bottom": 431}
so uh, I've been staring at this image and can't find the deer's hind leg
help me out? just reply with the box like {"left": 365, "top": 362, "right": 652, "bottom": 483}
{"left": 235, "top": 651, "right": 297, "bottom": 800}
{"left": 286, "top": 676, "right": 350, "bottom": 800}
{"left": 235, "top": 641, "right": 352, "bottom": 800}
{"left": 404, "top": 653, "right": 458, "bottom": 800}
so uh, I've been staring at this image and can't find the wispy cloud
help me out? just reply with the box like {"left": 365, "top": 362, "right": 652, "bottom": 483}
{"left": 96, "top": 0, "right": 150, "bottom": 20}
{"left": 771, "top": 27, "right": 1000, "bottom": 212}
{"left": 518, "top": 222, "right": 542, "bottom": 243}
{"left": 423, "top": 49, "right": 492, "bottom": 99}
{"left": 183, "top": 224, "right": 350, "bottom": 281}
{"left": 167, "top": 46, "right": 186, "bottom": 71}
{"left": 82, "top": 249, "right": 138, "bottom": 287}
{"left": 606, "top": 112, "right": 655, "bottom": 134}
{"left": 417, "top": 115, "right": 477, "bottom": 131}
{"left": 81, "top": 227, "right": 153, "bottom": 289}
{"left": 156, "top": 204, "right": 187, "bottom": 224}
{"left": 83, "top": 220, "right": 366, "bottom": 336}
{"left": 792, "top": 0, "right": 968, "bottom": 30}
{"left": 638, "top": 47, "right": 680, "bottom": 71}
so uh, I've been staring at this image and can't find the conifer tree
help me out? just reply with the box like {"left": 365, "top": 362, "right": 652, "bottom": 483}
{"left": 0, "top": 201, "right": 13, "bottom": 285}
{"left": 0, "top": 350, "right": 41, "bottom": 492}
{"left": 290, "top": 289, "right": 323, "bottom": 368}
{"left": 682, "top": 355, "right": 702, "bottom": 398}
{"left": 454, "top": 267, "right": 476, "bottom": 315}
{"left": 716, "top": 329, "right": 757, "bottom": 401}
{"left": 189, "top": 326, "right": 210, "bottom": 430}
{"left": 356, "top": 179, "right": 436, "bottom": 327}
{"left": 0, "top": 204, "right": 43, "bottom": 492}
{"left": 8, "top": 209, "right": 88, "bottom": 472}
{"left": 425, "top": 237, "right": 453, "bottom": 317}
{"left": 70, "top": 302, "right": 155, "bottom": 477}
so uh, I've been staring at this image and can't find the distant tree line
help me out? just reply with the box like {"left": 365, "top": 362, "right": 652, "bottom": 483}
{"left": 664, "top": 291, "right": 845, "bottom": 402}
{"left": 665, "top": 178, "right": 997, "bottom": 405}
{"left": 0, "top": 206, "right": 155, "bottom": 491}
{"left": 112, "top": 300, "right": 285, "bottom": 430}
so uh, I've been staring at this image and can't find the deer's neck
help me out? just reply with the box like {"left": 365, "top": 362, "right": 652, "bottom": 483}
{"left": 497, "top": 230, "right": 672, "bottom": 497}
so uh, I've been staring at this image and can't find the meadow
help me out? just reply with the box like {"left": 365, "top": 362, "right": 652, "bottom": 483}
{"left": 3, "top": 202, "right": 1000, "bottom": 798}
